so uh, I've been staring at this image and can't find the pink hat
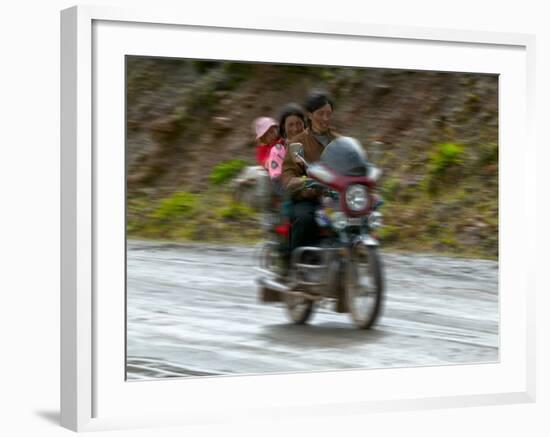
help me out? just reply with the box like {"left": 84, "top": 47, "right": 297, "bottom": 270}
{"left": 253, "top": 117, "right": 278, "bottom": 140}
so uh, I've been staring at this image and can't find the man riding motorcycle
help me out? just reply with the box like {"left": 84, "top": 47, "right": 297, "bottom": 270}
{"left": 257, "top": 128, "right": 385, "bottom": 329}
{"left": 281, "top": 91, "right": 339, "bottom": 255}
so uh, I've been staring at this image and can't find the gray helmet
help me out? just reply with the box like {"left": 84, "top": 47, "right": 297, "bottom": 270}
{"left": 320, "top": 137, "right": 368, "bottom": 176}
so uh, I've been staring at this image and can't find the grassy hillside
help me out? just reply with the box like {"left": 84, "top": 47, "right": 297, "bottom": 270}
{"left": 126, "top": 57, "right": 498, "bottom": 259}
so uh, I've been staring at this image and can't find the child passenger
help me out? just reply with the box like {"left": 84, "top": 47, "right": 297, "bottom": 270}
{"left": 252, "top": 116, "right": 282, "bottom": 170}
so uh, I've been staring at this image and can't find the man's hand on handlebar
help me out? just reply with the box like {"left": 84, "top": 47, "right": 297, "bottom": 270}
{"left": 301, "top": 177, "right": 322, "bottom": 199}
{"left": 286, "top": 176, "right": 322, "bottom": 200}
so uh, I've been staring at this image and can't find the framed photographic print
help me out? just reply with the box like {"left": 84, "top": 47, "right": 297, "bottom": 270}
{"left": 61, "top": 5, "right": 536, "bottom": 432}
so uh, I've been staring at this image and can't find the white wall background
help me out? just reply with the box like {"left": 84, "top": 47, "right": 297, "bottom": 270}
{"left": 0, "top": 1, "right": 547, "bottom": 436}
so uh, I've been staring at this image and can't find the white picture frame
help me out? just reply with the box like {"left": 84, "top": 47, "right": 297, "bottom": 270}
{"left": 60, "top": 5, "right": 536, "bottom": 432}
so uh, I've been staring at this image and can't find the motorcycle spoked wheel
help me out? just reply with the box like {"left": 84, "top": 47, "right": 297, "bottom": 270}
{"left": 345, "top": 243, "right": 384, "bottom": 329}
{"left": 284, "top": 251, "right": 316, "bottom": 324}
{"left": 284, "top": 292, "right": 314, "bottom": 324}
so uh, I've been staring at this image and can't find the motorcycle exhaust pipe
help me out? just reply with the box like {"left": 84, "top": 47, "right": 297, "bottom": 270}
{"left": 257, "top": 277, "right": 323, "bottom": 301}
{"left": 257, "top": 277, "right": 289, "bottom": 293}
{"left": 254, "top": 266, "right": 279, "bottom": 278}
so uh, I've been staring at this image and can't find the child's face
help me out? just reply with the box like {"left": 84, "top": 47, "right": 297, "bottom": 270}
{"left": 261, "top": 125, "right": 278, "bottom": 144}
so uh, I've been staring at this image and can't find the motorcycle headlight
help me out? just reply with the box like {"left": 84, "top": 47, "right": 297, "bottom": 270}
{"left": 345, "top": 184, "right": 368, "bottom": 211}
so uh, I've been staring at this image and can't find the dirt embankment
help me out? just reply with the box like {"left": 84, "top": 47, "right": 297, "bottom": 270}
{"left": 126, "top": 58, "right": 498, "bottom": 258}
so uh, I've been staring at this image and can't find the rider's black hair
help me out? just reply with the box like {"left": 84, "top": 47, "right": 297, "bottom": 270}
{"left": 277, "top": 103, "right": 306, "bottom": 139}
{"left": 304, "top": 91, "right": 335, "bottom": 114}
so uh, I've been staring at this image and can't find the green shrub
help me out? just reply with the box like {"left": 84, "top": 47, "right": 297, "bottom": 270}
{"left": 424, "top": 142, "right": 465, "bottom": 195}
{"left": 217, "top": 201, "right": 256, "bottom": 220}
{"left": 151, "top": 191, "right": 198, "bottom": 221}
{"left": 209, "top": 159, "right": 248, "bottom": 185}
{"left": 440, "top": 236, "right": 458, "bottom": 248}
{"left": 429, "top": 142, "right": 465, "bottom": 178}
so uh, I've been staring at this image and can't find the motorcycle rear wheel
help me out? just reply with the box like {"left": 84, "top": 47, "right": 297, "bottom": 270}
{"left": 345, "top": 244, "right": 384, "bottom": 329}
{"left": 285, "top": 292, "right": 314, "bottom": 324}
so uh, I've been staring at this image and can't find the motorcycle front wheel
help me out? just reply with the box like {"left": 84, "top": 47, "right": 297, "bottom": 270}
{"left": 345, "top": 243, "right": 384, "bottom": 329}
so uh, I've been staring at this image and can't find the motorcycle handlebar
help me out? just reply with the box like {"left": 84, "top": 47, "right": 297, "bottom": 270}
{"left": 303, "top": 178, "right": 324, "bottom": 190}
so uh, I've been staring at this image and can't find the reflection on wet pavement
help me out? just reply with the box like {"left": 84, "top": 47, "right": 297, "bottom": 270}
{"left": 126, "top": 240, "right": 498, "bottom": 380}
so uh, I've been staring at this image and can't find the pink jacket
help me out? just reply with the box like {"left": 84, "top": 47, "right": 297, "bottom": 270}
{"left": 266, "top": 141, "right": 287, "bottom": 179}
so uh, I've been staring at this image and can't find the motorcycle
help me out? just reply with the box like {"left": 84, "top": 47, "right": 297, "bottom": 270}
{"left": 256, "top": 136, "right": 385, "bottom": 329}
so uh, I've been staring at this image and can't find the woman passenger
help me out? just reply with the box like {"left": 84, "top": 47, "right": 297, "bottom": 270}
{"left": 265, "top": 103, "right": 306, "bottom": 193}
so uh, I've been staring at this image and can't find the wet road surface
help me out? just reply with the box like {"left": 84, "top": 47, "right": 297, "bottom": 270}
{"left": 126, "top": 240, "right": 498, "bottom": 379}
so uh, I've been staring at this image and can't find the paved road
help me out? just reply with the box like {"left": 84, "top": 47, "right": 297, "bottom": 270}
{"left": 126, "top": 240, "right": 498, "bottom": 379}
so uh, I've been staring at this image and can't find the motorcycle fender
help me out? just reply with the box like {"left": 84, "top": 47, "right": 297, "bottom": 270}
{"left": 358, "top": 235, "right": 379, "bottom": 247}
{"left": 260, "top": 287, "right": 283, "bottom": 303}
